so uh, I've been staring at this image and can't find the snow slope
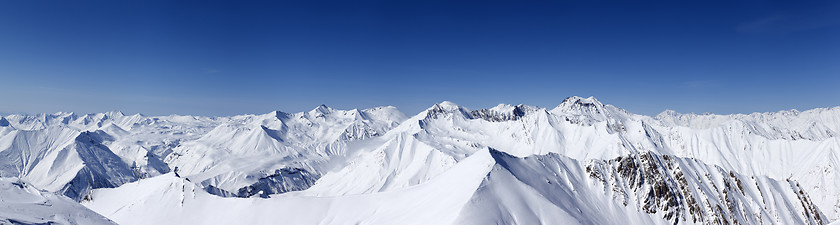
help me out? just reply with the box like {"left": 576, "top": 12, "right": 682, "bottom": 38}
{"left": 84, "top": 148, "right": 826, "bottom": 225}
{"left": 0, "top": 105, "right": 406, "bottom": 200}
{"left": 4, "top": 97, "right": 840, "bottom": 224}
{"left": 84, "top": 149, "right": 494, "bottom": 225}
{"left": 296, "top": 97, "right": 840, "bottom": 222}
{"left": 0, "top": 177, "right": 115, "bottom": 225}
{"left": 0, "top": 126, "right": 137, "bottom": 201}
{"left": 164, "top": 105, "right": 407, "bottom": 196}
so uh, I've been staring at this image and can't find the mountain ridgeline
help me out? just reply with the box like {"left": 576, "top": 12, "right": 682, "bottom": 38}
{"left": 1, "top": 97, "right": 838, "bottom": 225}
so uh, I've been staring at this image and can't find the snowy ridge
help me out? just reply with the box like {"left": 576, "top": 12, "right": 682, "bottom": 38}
{"left": 585, "top": 151, "right": 827, "bottom": 224}
{"left": 83, "top": 147, "right": 826, "bottom": 225}
{"left": 164, "top": 105, "right": 407, "bottom": 196}
{"left": 457, "top": 149, "right": 827, "bottom": 224}
{"left": 2, "top": 97, "right": 840, "bottom": 224}
{"left": 0, "top": 177, "right": 115, "bottom": 225}
{"left": 0, "top": 126, "right": 139, "bottom": 201}
{"left": 0, "top": 105, "right": 406, "bottom": 201}
{"left": 4, "top": 111, "right": 144, "bottom": 132}
{"left": 655, "top": 106, "right": 840, "bottom": 141}
{"left": 84, "top": 150, "right": 496, "bottom": 225}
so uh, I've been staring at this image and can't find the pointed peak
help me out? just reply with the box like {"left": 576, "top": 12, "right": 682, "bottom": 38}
{"left": 422, "top": 101, "right": 469, "bottom": 120}
{"left": 486, "top": 147, "right": 521, "bottom": 165}
{"left": 436, "top": 101, "right": 461, "bottom": 109}
{"left": 101, "top": 121, "right": 127, "bottom": 131}
{"left": 432, "top": 101, "right": 462, "bottom": 112}
{"left": 312, "top": 104, "right": 332, "bottom": 113}
{"left": 308, "top": 104, "right": 335, "bottom": 119}
{"left": 106, "top": 110, "right": 125, "bottom": 117}
{"left": 343, "top": 108, "right": 366, "bottom": 120}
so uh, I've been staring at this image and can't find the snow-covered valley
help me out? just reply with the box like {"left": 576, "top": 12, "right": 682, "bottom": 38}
{"left": 1, "top": 96, "right": 838, "bottom": 225}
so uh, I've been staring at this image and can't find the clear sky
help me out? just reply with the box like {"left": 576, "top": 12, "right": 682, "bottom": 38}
{"left": 1, "top": 1, "right": 838, "bottom": 116}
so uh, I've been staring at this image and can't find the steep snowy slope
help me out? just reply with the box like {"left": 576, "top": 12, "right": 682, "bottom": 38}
{"left": 84, "top": 147, "right": 826, "bottom": 225}
{"left": 0, "top": 178, "right": 116, "bottom": 225}
{"left": 646, "top": 107, "right": 840, "bottom": 219}
{"left": 293, "top": 98, "right": 840, "bottom": 222}
{"left": 295, "top": 99, "right": 639, "bottom": 197}
{"left": 84, "top": 149, "right": 495, "bottom": 225}
{"left": 164, "top": 105, "right": 407, "bottom": 196}
{"left": 0, "top": 112, "right": 219, "bottom": 188}
{"left": 0, "top": 106, "right": 406, "bottom": 202}
{"left": 0, "top": 112, "right": 223, "bottom": 203}
{"left": 467, "top": 150, "right": 827, "bottom": 225}
{"left": 0, "top": 127, "right": 138, "bottom": 201}
{"left": 289, "top": 102, "right": 552, "bottom": 197}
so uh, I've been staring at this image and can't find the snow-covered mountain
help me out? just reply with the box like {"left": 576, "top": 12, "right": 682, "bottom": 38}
{"left": 0, "top": 177, "right": 115, "bottom": 225}
{"left": 2, "top": 97, "right": 839, "bottom": 225}
{"left": 164, "top": 105, "right": 406, "bottom": 197}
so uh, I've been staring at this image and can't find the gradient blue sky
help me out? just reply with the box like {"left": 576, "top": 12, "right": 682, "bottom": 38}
{"left": 1, "top": 1, "right": 838, "bottom": 116}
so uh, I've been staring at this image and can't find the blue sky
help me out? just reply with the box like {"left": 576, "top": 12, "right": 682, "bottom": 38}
{"left": 1, "top": 1, "right": 838, "bottom": 116}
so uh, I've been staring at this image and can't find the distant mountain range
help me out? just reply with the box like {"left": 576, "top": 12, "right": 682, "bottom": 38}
{"left": 1, "top": 97, "right": 838, "bottom": 225}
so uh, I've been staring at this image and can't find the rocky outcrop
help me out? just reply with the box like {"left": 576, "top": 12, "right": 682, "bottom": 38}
{"left": 236, "top": 168, "right": 319, "bottom": 198}
{"left": 586, "top": 152, "right": 829, "bottom": 225}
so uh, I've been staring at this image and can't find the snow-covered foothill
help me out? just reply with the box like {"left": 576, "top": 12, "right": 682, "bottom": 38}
{"left": 0, "top": 177, "right": 115, "bottom": 225}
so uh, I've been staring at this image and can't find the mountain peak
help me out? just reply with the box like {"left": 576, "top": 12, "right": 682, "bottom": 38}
{"left": 105, "top": 110, "right": 125, "bottom": 117}
{"left": 558, "top": 96, "right": 603, "bottom": 107}
{"left": 310, "top": 104, "right": 333, "bottom": 117}
{"left": 423, "top": 101, "right": 469, "bottom": 120}
{"left": 426, "top": 101, "right": 464, "bottom": 113}
{"left": 435, "top": 101, "right": 461, "bottom": 110}
{"left": 553, "top": 96, "right": 607, "bottom": 114}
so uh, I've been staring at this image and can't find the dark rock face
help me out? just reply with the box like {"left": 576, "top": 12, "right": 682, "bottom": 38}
{"left": 339, "top": 123, "right": 381, "bottom": 141}
{"left": 0, "top": 117, "right": 10, "bottom": 127}
{"left": 236, "top": 168, "right": 319, "bottom": 198}
{"left": 204, "top": 184, "right": 238, "bottom": 197}
{"left": 61, "top": 132, "right": 138, "bottom": 201}
{"left": 131, "top": 151, "right": 171, "bottom": 179}
{"left": 423, "top": 102, "right": 534, "bottom": 123}
{"left": 482, "top": 149, "right": 827, "bottom": 225}
{"left": 424, "top": 103, "right": 470, "bottom": 120}
{"left": 586, "top": 152, "right": 828, "bottom": 225}
{"left": 470, "top": 105, "right": 529, "bottom": 122}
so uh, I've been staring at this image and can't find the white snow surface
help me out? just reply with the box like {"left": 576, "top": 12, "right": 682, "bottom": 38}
{"left": 2, "top": 97, "right": 840, "bottom": 224}
{"left": 0, "top": 177, "right": 115, "bottom": 225}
